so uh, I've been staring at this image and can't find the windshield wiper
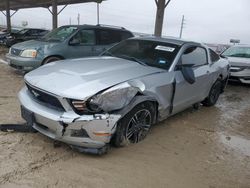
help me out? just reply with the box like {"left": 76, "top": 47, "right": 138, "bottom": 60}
{"left": 117, "top": 55, "right": 147, "bottom": 66}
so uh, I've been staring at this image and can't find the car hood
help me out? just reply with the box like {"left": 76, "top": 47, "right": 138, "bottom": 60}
{"left": 0, "top": 32, "right": 8, "bottom": 38}
{"left": 12, "top": 39, "right": 59, "bottom": 50}
{"left": 227, "top": 57, "right": 250, "bottom": 67}
{"left": 24, "top": 56, "right": 163, "bottom": 100}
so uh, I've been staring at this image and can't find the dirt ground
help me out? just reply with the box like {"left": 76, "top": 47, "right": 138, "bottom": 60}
{"left": 0, "top": 46, "right": 249, "bottom": 188}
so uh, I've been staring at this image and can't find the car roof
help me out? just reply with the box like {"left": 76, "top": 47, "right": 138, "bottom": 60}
{"left": 60, "top": 24, "right": 131, "bottom": 32}
{"left": 130, "top": 36, "right": 201, "bottom": 46}
{"left": 19, "top": 28, "right": 48, "bottom": 31}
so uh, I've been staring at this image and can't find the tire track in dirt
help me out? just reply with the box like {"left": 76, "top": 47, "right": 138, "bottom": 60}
{"left": 0, "top": 150, "right": 76, "bottom": 185}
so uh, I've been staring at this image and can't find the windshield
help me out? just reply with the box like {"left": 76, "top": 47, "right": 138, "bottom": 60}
{"left": 11, "top": 29, "right": 21, "bottom": 34}
{"left": 103, "top": 39, "right": 180, "bottom": 70}
{"left": 17, "top": 29, "right": 29, "bottom": 35}
{"left": 41, "top": 26, "right": 78, "bottom": 42}
{"left": 222, "top": 46, "right": 250, "bottom": 58}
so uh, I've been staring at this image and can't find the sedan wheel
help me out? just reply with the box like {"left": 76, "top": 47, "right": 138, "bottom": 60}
{"left": 42, "top": 56, "right": 62, "bottom": 65}
{"left": 202, "top": 79, "right": 222, "bottom": 106}
{"left": 112, "top": 102, "right": 155, "bottom": 147}
{"left": 126, "top": 109, "right": 152, "bottom": 143}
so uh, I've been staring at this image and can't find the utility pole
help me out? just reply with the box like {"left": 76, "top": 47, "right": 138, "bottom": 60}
{"left": 179, "top": 15, "right": 185, "bottom": 38}
{"left": 77, "top": 13, "right": 80, "bottom": 25}
{"left": 96, "top": 0, "right": 102, "bottom": 24}
{"left": 154, "top": 0, "right": 171, "bottom": 37}
{"left": 97, "top": 3, "right": 100, "bottom": 24}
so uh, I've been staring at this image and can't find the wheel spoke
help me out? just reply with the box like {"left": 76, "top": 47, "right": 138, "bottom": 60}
{"left": 131, "top": 114, "right": 139, "bottom": 125}
{"left": 126, "top": 126, "right": 137, "bottom": 139}
{"left": 139, "top": 110, "right": 150, "bottom": 123}
{"left": 141, "top": 124, "right": 150, "bottom": 131}
{"left": 134, "top": 131, "right": 140, "bottom": 143}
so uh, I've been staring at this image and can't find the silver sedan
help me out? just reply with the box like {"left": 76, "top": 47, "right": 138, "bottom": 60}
{"left": 18, "top": 37, "right": 229, "bottom": 154}
{"left": 222, "top": 45, "right": 250, "bottom": 84}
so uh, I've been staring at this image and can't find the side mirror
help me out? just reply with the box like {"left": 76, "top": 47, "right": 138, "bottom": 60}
{"left": 181, "top": 65, "right": 196, "bottom": 84}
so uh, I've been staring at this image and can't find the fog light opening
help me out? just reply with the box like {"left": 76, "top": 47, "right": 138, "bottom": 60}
{"left": 71, "top": 129, "right": 89, "bottom": 138}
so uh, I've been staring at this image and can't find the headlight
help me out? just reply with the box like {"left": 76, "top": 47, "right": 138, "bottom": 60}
{"left": 70, "top": 83, "right": 139, "bottom": 114}
{"left": 71, "top": 100, "right": 87, "bottom": 111}
{"left": 88, "top": 83, "right": 139, "bottom": 112}
{"left": 70, "top": 99, "right": 101, "bottom": 114}
{"left": 20, "top": 49, "right": 37, "bottom": 58}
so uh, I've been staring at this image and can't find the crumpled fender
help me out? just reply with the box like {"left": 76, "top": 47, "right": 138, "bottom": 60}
{"left": 115, "top": 95, "right": 158, "bottom": 124}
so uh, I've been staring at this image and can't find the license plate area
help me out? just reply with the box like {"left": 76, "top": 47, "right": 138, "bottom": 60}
{"left": 21, "top": 106, "right": 35, "bottom": 126}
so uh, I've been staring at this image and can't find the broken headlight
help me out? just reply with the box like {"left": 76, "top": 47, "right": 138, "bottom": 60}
{"left": 71, "top": 83, "right": 139, "bottom": 114}
{"left": 72, "top": 100, "right": 87, "bottom": 111}
{"left": 88, "top": 83, "right": 139, "bottom": 113}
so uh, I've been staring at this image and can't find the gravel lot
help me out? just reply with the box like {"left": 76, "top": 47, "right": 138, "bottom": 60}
{"left": 0, "top": 46, "right": 249, "bottom": 188}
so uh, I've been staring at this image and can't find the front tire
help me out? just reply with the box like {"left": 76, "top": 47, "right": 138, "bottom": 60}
{"left": 42, "top": 56, "right": 62, "bottom": 65}
{"left": 202, "top": 79, "right": 222, "bottom": 106}
{"left": 112, "top": 102, "right": 155, "bottom": 147}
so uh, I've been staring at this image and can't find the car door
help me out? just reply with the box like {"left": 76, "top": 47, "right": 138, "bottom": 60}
{"left": 94, "top": 29, "right": 121, "bottom": 55}
{"left": 172, "top": 45, "right": 211, "bottom": 114}
{"left": 66, "top": 29, "right": 96, "bottom": 59}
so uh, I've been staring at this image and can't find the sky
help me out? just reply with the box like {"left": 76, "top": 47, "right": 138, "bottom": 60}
{"left": 0, "top": 0, "right": 250, "bottom": 44}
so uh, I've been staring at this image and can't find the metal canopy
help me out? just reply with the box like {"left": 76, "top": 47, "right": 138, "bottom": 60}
{"left": 0, "top": 0, "right": 103, "bottom": 32}
{"left": 0, "top": 0, "right": 100, "bottom": 11}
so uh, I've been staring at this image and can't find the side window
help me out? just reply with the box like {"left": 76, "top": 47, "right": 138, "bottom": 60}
{"left": 28, "top": 29, "right": 43, "bottom": 36}
{"left": 70, "top": 30, "right": 95, "bottom": 45}
{"left": 209, "top": 49, "right": 220, "bottom": 63}
{"left": 30, "top": 30, "right": 40, "bottom": 36}
{"left": 98, "top": 30, "right": 121, "bottom": 45}
{"left": 182, "top": 46, "right": 208, "bottom": 66}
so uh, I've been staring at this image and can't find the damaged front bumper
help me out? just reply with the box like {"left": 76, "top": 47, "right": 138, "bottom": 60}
{"left": 18, "top": 87, "right": 121, "bottom": 149}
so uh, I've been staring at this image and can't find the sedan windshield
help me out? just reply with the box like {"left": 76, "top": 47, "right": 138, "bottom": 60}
{"left": 17, "top": 29, "right": 29, "bottom": 35}
{"left": 41, "top": 26, "right": 78, "bottom": 42}
{"left": 103, "top": 39, "right": 180, "bottom": 70}
{"left": 222, "top": 46, "right": 250, "bottom": 58}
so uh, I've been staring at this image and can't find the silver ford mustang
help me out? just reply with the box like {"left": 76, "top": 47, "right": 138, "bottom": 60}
{"left": 18, "top": 37, "right": 229, "bottom": 154}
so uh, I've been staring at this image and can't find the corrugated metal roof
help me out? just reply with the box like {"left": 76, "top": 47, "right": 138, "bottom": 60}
{"left": 0, "top": 0, "right": 101, "bottom": 11}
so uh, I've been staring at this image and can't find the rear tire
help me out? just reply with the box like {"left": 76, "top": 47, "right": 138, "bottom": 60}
{"left": 112, "top": 102, "right": 155, "bottom": 147}
{"left": 202, "top": 79, "right": 222, "bottom": 107}
{"left": 42, "top": 56, "right": 62, "bottom": 65}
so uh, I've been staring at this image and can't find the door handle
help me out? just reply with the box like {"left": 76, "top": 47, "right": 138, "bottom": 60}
{"left": 206, "top": 71, "right": 210, "bottom": 74}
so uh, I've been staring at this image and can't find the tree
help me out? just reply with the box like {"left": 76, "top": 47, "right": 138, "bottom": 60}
{"left": 154, "top": 0, "right": 171, "bottom": 37}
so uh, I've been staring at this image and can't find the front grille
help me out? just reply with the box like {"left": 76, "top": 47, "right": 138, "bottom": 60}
{"left": 26, "top": 83, "right": 65, "bottom": 112}
{"left": 230, "top": 66, "right": 245, "bottom": 72}
{"left": 10, "top": 48, "right": 22, "bottom": 56}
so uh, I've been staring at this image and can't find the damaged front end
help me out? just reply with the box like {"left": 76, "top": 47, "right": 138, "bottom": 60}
{"left": 18, "top": 81, "right": 143, "bottom": 153}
